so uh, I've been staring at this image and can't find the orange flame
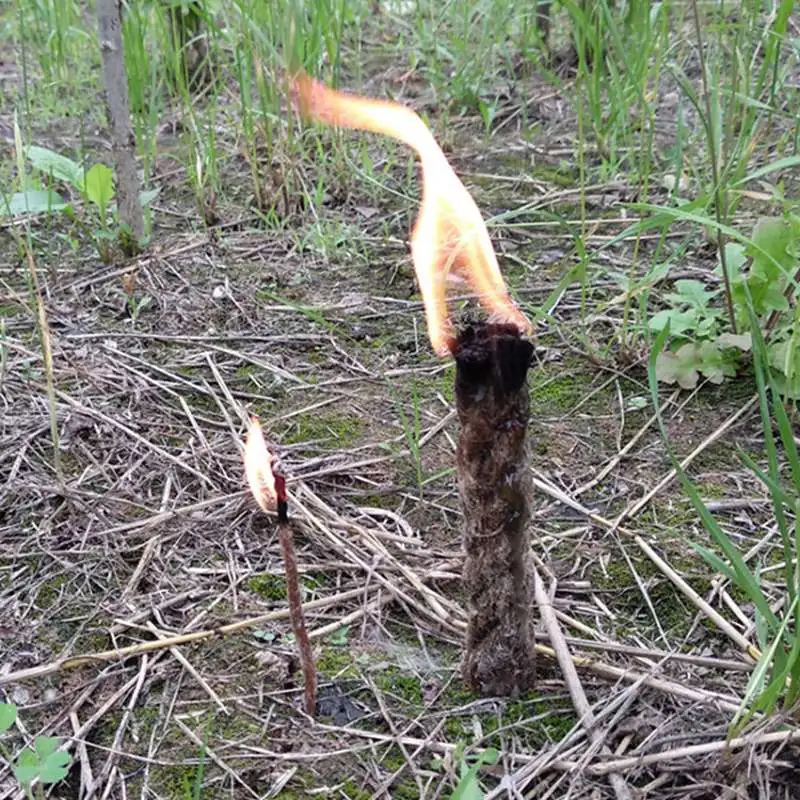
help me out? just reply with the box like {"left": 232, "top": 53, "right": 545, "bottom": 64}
{"left": 244, "top": 417, "right": 277, "bottom": 512}
{"left": 292, "top": 71, "right": 532, "bottom": 356}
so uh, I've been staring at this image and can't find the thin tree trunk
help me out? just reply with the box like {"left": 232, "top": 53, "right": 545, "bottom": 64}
{"left": 96, "top": 0, "right": 144, "bottom": 246}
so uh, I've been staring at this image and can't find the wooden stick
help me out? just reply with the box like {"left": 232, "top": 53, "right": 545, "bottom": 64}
{"left": 275, "top": 475, "right": 317, "bottom": 716}
{"left": 533, "top": 566, "right": 631, "bottom": 800}
{"left": 454, "top": 323, "right": 537, "bottom": 695}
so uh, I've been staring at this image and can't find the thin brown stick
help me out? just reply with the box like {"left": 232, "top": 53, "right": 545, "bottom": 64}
{"left": 277, "top": 519, "right": 317, "bottom": 717}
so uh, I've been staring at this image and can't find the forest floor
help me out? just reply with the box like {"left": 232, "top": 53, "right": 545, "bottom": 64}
{"left": 1, "top": 3, "right": 800, "bottom": 799}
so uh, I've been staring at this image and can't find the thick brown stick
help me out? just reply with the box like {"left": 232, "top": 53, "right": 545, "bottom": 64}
{"left": 455, "top": 322, "right": 536, "bottom": 695}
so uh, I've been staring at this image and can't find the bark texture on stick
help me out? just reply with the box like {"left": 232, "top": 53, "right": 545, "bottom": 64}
{"left": 455, "top": 322, "right": 536, "bottom": 696}
{"left": 96, "top": 0, "right": 144, "bottom": 242}
{"left": 275, "top": 476, "right": 317, "bottom": 717}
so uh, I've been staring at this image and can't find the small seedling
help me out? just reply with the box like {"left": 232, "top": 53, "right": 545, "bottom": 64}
{"left": 431, "top": 741, "right": 499, "bottom": 800}
{"left": 0, "top": 703, "right": 72, "bottom": 800}
{"left": 328, "top": 625, "right": 349, "bottom": 647}
{"left": 1, "top": 143, "right": 159, "bottom": 260}
{"left": 650, "top": 214, "right": 800, "bottom": 394}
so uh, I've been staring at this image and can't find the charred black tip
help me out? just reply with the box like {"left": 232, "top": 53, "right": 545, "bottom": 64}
{"left": 277, "top": 500, "right": 289, "bottom": 526}
{"left": 454, "top": 322, "right": 533, "bottom": 398}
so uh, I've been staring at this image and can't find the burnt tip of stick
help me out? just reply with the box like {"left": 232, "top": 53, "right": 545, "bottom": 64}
{"left": 453, "top": 321, "right": 533, "bottom": 396}
{"left": 274, "top": 474, "right": 289, "bottom": 525}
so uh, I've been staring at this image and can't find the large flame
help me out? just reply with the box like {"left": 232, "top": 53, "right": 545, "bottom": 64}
{"left": 244, "top": 417, "right": 277, "bottom": 512}
{"left": 292, "top": 71, "right": 532, "bottom": 356}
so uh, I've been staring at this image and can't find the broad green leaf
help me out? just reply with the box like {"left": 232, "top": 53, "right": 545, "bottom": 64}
{"left": 34, "top": 736, "right": 59, "bottom": 758}
{"left": 13, "top": 749, "right": 40, "bottom": 785}
{"left": 666, "top": 279, "right": 718, "bottom": 309}
{"left": 84, "top": 163, "right": 115, "bottom": 213}
{"left": 762, "top": 285, "right": 790, "bottom": 313}
{"left": 26, "top": 145, "right": 84, "bottom": 187}
{"left": 1, "top": 189, "right": 67, "bottom": 216}
{"left": 0, "top": 702, "right": 16, "bottom": 733}
{"left": 648, "top": 309, "right": 696, "bottom": 335}
{"left": 770, "top": 372, "right": 800, "bottom": 401}
{"left": 697, "top": 341, "right": 737, "bottom": 384}
{"left": 723, "top": 242, "right": 747, "bottom": 276}
{"left": 139, "top": 187, "right": 161, "bottom": 207}
{"left": 695, "top": 310, "right": 722, "bottom": 338}
{"left": 625, "top": 396, "right": 648, "bottom": 411}
{"left": 716, "top": 333, "right": 752, "bottom": 351}
{"left": 655, "top": 343, "right": 701, "bottom": 389}
{"left": 39, "top": 748, "right": 71, "bottom": 784}
{"left": 750, "top": 217, "right": 796, "bottom": 284}
{"left": 328, "top": 625, "right": 349, "bottom": 646}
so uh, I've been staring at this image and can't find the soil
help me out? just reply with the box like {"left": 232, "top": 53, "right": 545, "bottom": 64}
{"left": 2, "top": 6, "right": 799, "bottom": 799}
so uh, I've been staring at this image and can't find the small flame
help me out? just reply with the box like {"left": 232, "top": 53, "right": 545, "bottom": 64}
{"left": 292, "top": 71, "right": 532, "bottom": 356}
{"left": 244, "top": 417, "right": 277, "bottom": 512}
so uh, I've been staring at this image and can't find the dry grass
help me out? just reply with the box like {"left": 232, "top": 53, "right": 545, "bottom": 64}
{"left": 2, "top": 5, "right": 800, "bottom": 798}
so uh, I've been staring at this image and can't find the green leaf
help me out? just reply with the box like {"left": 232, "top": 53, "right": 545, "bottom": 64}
{"left": 697, "top": 341, "right": 738, "bottom": 384}
{"left": 690, "top": 543, "right": 736, "bottom": 581}
{"left": 1, "top": 189, "right": 68, "bottom": 216}
{"left": 611, "top": 203, "right": 790, "bottom": 279}
{"left": 625, "top": 395, "right": 648, "bottom": 411}
{"left": 34, "top": 736, "right": 59, "bottom": 758}
{"left": 666, "top": 279, "right": 718, "bottom": 309}
{"left": 328, "top": 626, "right": 349, "bottom": 646}
{"left": 731, "top": 593, "right": 800, "bottom": 735}
{"left": 13, "top": 749, "right": 40, "bottom": 785}
{"left": 722, "top": 242, "right": 748, "bottom": 276}
{"left": 761, "top": 284, "right": 789, "bottom": 312}
{"left": 750, "top": 217, "right": 797, "bottom": 283}
{"left": 655, "top": 343, "right": 701, "bottom": 389}
{"left": 732, "top": 155, "right": 800, "bottom": 187}
{"left": 695, "top": 309, "right": 722, "bottom": 338}
{"left": 716, "top": 332, "right": 752, "bottom": 352}
{"left": 139, "top": 187, "right": 161, "bottom": 207}
{"left": 0, "top": 703, "right": 17, "bottom": 733}
{"left": 648, "top": 325, "right": 778, "bottom": 634}
{"left": 84, "top": 163, "right": 115, "bottom": 213}
{"left": 450, "top": 749, "right": 499, "bottom": 800}
{"left": 648, "top": 309, "right": 696, "bottom": 335}
{"left": 26, "top": 145, "right": 84, "bottom": 187}
{"left": 39, "top": 748, "right": 70, "bottom": 784}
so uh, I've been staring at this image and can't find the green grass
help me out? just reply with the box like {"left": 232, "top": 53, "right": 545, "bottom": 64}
{"left": 4, "top": 0, "right": 800, "bottom": 795}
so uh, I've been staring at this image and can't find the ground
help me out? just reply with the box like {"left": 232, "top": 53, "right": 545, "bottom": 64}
{"left": 1, "top": 2, "right": 800, "bottom": 799}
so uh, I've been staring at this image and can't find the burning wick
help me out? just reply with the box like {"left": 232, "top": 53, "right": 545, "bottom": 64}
{"left": 244, "top": 418, "right": 317, "bottom": 716}
{"left": 291, "top": 71, "right": 532, "bottom": 357}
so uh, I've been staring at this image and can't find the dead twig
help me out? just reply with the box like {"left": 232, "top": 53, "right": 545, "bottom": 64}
{"left": 533, "top": 566, "right": 632, "bottom": 800}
